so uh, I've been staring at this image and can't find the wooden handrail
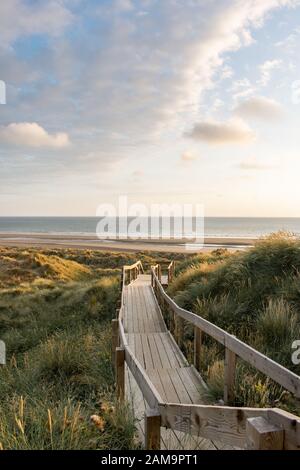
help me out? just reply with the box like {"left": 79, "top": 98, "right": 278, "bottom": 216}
{"left": 112, "top": 260, "right": 300, "bottom": 450}
{"left": 167, "top": 260, "right": 175, "bottom": 284}
{"left": 159, "top": 403, "right": 300, "bottom": 450}
{"left": 151, "top": 265, "right": 300, "bottom": 399}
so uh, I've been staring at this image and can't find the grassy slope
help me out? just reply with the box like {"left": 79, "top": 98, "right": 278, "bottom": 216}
{"left": 168, "top": 235, "right": 300, "bottom": 413}
{"left": 0, "top": 247, "right": 186, "bottom": 450}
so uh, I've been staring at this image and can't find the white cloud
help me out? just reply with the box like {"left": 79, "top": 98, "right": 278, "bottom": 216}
{"left": 234, "top": 96, "right": 283, "bottom": 119}
{"left": 231, "top": 78, "right": 256, "bottom": 101}
{"left": 276, "top": 27, "right": 300, "bottom": 52}
{"left": 187, "top": 118, "right": 255, "bottom": 145}
{"left": 291, "top": 80, "right": 300, "bottom": 104}
{"left": 258, "top": 59, "right": 282, "bottom": 86}
{"left": 221, "top": 65, "right": 234, "bottom": 79}
{"left": 0, "top": 1, "right": 73, "bottom": 47}
{"left": 0, "top": 123, "right": 70, "bottom": 149}
{"left": 0, "top": 0, "right": 298, "bottom": 195}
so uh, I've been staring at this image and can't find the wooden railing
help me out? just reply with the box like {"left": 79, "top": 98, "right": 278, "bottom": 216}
{"left": 152, "top": 264, "right": 300, "bottom": 403}
{"left": 112, "top": 260, "right": 300, "bottom": 450}
{"left": 167, "top": 260, "right": 175, "bottom": 284}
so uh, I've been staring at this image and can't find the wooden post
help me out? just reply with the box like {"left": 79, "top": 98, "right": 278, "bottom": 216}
{"left": 116, "top": 347, "right": 125, "bottom": 402}
{"left": 175, "top": 316, "right": 184, "bottom": 349}
{"left": 145, "top": 409, "right": 161, "bottom": 450}
{"left": 111, "top": 318, "right": 119, "bottom": 366}
{"left": 158, "top": 264, "right": 161, "bottom": 283}
{"left": 194, "top": 327, "right": 202, "bottom": 371}
{"left": 170, "top": 310, "right": 176, "bottom": 336}
{"left": 224, "top": 347, "right": 236, "bottom": 405}
{"left": 246, "top": 416, "right": 284, "bottom": 450}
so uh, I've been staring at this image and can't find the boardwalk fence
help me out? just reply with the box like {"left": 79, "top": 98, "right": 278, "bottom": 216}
{"left": 112, "top": 260, "right": 300, "bottom": 450}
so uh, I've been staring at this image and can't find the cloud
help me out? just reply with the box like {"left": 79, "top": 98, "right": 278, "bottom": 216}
{"left": 0, "top": 0, "right": 297, "bottom": 198}
{"left": 258, "top": 59, "right": 282, "bottom": 86}
{"left": 181, "top": 151, "right": 197, "bottom": 162}
{"left": 291, "top": 80, "right": 300, "bottom": 104}
{"left": 238, "top": 158, "right": 276, "bottom": 170}
{"left": 0, "top": 1, "right": 73, "bottom": 47}
{"left": 187, "top": 118, "right": 255, "bottom": 145}
{"left": 231, "top": 78, "right": 256, "bottom": 101}
{"left": 0, "top": 123, "right": 70, "bottom": 149}
{"left": 234, "top": 96, "right": 283, "bottom": 119}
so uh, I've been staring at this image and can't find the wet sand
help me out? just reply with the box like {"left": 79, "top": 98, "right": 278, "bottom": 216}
{"left": 0, "top": 233, "right": 255, "bottom": 253}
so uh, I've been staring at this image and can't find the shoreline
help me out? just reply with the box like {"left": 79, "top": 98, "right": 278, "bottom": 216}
{"left": 0, "top": 233, "right": 255, "bottom": 253}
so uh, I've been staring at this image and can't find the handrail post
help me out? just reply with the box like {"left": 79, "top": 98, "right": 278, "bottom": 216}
{"left": 224, "top": 347, "right": 236, "bottom": 405}
{"left": 158, "top": 264, "right": 162, "bottom": 283}
{"left": 175, "top": 316, "right": 184, "bottom": 349}
{"left": 112, "top": 317, "right": 119, "bottom": 366}
{"left": 246, "top": 416, "right": 284, "bottom": 449}
{"left": 145, "top": 409, "right": 161, "bottom": 450}
{"left": 194, "top": 327, "right": 202, "bottom": 371}
{"left": 116, "top": 347, "right": 125, "bottom": 402}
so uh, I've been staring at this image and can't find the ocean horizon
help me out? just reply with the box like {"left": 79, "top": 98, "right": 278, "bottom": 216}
{"left": 0, "top": 216, "right": 300, "bottom": 239}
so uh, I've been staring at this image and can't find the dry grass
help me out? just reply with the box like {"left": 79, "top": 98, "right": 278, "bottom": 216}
{"left": 168, "top": 234, "right": 300, "bottom": 413}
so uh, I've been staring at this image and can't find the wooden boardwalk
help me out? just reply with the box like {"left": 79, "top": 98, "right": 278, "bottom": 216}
{"left": 123, "top": 274, "right": 233, "bottom": 449}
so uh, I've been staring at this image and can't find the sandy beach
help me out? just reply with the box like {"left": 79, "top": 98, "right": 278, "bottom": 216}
{"left": 0, "top": 233, "right": 255, "bottom": 253}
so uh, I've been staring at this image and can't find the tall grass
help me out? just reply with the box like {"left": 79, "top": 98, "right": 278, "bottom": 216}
{"left": 0, "top": 247, "right": 159, "bottom": 450}
{"left": 168, "top": 234, "right": 300, "bottom": 413}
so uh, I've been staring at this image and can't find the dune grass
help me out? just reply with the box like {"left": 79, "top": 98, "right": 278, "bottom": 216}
{"left": 168, "top": 234, "right": 300, "bottom": 413}
{"left": 0, "top": 247, "right": 186, "bottom": 450}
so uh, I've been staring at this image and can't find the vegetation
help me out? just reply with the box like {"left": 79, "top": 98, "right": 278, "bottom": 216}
{"left": 2, "top": 236, "right": 299, "bottom": 449}
{"left": 168, "top": 234, "right": 300, "bottom": 414}
{"left": 0, "top": 246, "right": 184, "bottom": 450}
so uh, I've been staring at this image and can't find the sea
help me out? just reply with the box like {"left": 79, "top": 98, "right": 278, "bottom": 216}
{"left": 0, "top": 217, "right": 300, "bottom": 239}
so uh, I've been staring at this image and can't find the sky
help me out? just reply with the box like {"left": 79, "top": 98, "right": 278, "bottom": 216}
{"left": 1, "top": 0, "right": 300, "bottom": 217}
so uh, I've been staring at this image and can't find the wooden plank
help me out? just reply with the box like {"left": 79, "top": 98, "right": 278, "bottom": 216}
{"left": 156, "top": 367, "right": 180, "bottom": 403}
{"left": 133, "top": 284, "right": 144, "bottom": 333}
{"left": 144, "top": 285, "right": 166, "bottom": 332}
{"left": 141, "top": 286, "right": 158, "bottom": 332}
{"left": 153, "top": 274, "right": 300, "bottom": 398}
{"left": 111, "top": 318, "right": 119, "bottom": 366}
{"left": 194, "top": 327, "right": 202, "bottom": 372}
{"left": 153, "top": 334, "right": 172, "bottom": 369}
{"left": 134, "top": 334, "right": 145, "bottom": 369}
{"left": 153, "top": 333, "right": 172, "bottom": 369}
{"left": 159, "top": 403, "right": 270, "bottom": 448}
{"left": 177, "top": 367, "right": 203, "bottom": 404}
{"left": 267, "top": 408, "right": 300, "bottom": 450}
{"left": 148, "top": 334, "right": 164, "bottom": 369}
{"left": 124, "top": 344, "right": 163, "bottom": 409}
{"left": 225, "top": 335, "right": 300, "bottom": 398}
{"left": 224, "top": 348, "right": 236, "bottom": 405}
{"left": 139, "top": 285, "right": 155, "bottom": 332}
{"left": 147, "top": 369, "right": 168, "bottom": 402}
{"left": 167, "top": 331, "right": 189, "bottom": 367}
{"left": 157, "top": 333, "right": 182, "bottom": 368}
{"left": 246, "top": 416, "right": 284, "bottom": 450}
{"left": 116, "top": 347, "right": 125, "bottom": 401}
{"left": 145, "top": 409, "right": 161, "bottom": 450}
{"left": 167, "top": 369, "right": 193, "bottom": 404}
{"left": 125, "top": 288, "right": 133, "bottom": 334}
{"left": 137, "top": 285, "right": 148, "bottom": 333}
{"left": 141, "top": 334, "right": 154, "bottom": 370}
